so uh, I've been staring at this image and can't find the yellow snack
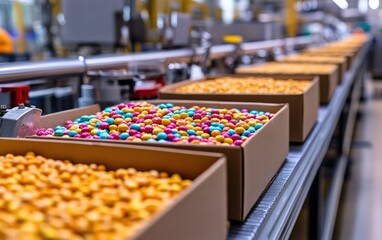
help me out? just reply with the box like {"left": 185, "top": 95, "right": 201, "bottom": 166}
{"left": 174, "top": 77, "right": 311, "bottom": 94}
{"left": 237, "top": 62, "right": 337, "bottom": 75}
{"left": 0, "top": 152, "right": 191, "bottom": 239}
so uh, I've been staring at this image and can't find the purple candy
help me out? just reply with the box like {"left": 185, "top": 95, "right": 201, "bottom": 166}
{"left": 144, "top": 114, "right": 154, "bottom": 119}
{"left": 231, "top": 134, "right": 241, "bottom": 141}
{"left": 81, "top": 128, "right": 90, "bottom": 133}
{"left": 167, "top": 133, "right": 175, "bottom": 141}
{"left": 118, "top": 103, "right": 126, "bottom": 109}
{"left": 129, "top": 130, "right": 139, "bottom": 135}
{"left": 234, "top": 140, "right": 243, "bottom": 146}
{"left": 36, "top": 130, "right": 46, "bottom": 136}
{"left": 164, "top": 128, "right": 173, "bottom": 134}
{"left": 178, "top": 126, "right": 187, "bottom": 131}
{"left": 193, "top": 113, "right": 202, "bottom": 119}
{"left": 136, "top": 119, "right": 144, "bottom": 123}
{"left": 144, "top": 126, "right": 154, "bottom": 133}
{"left": 99, "top": 122, "right": 109, "bottom": 130}
{"left": 203, "top": 120, "right": 211, "bottom": 126}
{"left": 224, "top": 114, "right": 233, "bottom": 120}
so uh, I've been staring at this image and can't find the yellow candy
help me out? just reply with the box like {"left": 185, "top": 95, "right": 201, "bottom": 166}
{"left": 179, "top": 131, "right": 188, "bottom": 136}
{"left": 172, "top": 114, "right": 180, "bottom": 120}
{"left": 153, "top": 128, "right": 163, "bottom": 135}
{"left": 144, "top": 119, "right": 153, "bottom": 125}
{"left": 235, "top": 127, "right": 245, "bottom": 134}
{"left": 211, "top": 118, "right": 220, "bottom": 123}
{"left": 180, "top": 112, "right": 188, "bottom": 119}
{"left": 215, "top": 135, "right": 225, "bottom": 143}
{"left": 141, "top": 134, "right": 152, "bottom": 140}
{"left": 196, "top": 131, "right": 204, "bottom": 136}
{"left": 114, "top": 118, "right": 124, "bottom": 125}
{"left": 211, "top": 130, "right": 220, "bottom": 137}
{"left": 161, "top": 119, "right": 171, "bottom": 126}
{"left": 224, "top": 138, "right": 233, "bottom": 144}
{"left": 118, "top": 124, "right": 128, "bottom": 132}
{"left": 201, "top": 133, "right": 210, "bottom": 139}
{"left": 109, "top": 125, "right": 118, "bottom": 131}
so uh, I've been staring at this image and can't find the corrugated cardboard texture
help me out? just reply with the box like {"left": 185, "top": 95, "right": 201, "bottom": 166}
{"left": 159, "top": 76, "right": 319, "bottom": 142}
{"left": 0, "top": 138, "right": 227, "bottom": 240}
{"left": 35, "top": 100, "right": 289, "bottom": 221}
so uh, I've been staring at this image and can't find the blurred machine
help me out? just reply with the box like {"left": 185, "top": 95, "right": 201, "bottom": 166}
{"left": 0, "top": 104, "right": 42, "bottom": 137}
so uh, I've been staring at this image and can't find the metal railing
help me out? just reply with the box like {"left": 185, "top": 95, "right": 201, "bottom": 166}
{"left": 0, "top": 36, "right": 316, "bottom": 83}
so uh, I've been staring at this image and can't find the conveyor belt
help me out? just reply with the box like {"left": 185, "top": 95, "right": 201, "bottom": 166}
{"left": 228, "top": 37, "right": 371, "bottom": 240}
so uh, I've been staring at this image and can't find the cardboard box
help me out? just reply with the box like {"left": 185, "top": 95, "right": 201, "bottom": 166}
{"left": 37, "top": 100, "right": 289, "bottom": 221}
{"left": 159, "top": 76, "right": 319, "bottom": 142}
{"left": 0, "top": 138, "right": 227, "bottom": 240}
{"left": 235, "top": 64, "right": 338, "bottom": 104}
{"left": 279, "top": 56, "right": 347, "bottom": 84}
{"left": 301, "top": 50, "right": 355, "bottom": 70}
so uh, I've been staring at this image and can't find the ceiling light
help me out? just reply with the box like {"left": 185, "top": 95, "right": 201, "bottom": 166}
{"left": 332, "top": 0, "right": 349, "bottom": 9}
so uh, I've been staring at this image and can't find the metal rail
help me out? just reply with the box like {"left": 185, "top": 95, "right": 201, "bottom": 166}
{"left": 0, "top": 36, "right": 315, "bottom": 82}
{"left": 0, "top": 58, "right": 86, "bottom": 83}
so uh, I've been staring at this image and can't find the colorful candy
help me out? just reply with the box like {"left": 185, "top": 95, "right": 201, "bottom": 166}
{"left": 0, "top": 152, "right": 191, "bottom": 239}
{"left": 36, "top": 102, "right": 275, "bottom": 146}
{"left": 174, "top": 77, "right": 311, "bottom": 94}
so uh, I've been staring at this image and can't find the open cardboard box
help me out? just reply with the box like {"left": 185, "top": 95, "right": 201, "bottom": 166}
{"left": 0, "top": 138, "right": 227, "bottom": 240}
{"left": 301, "top": 50, "right": 356, "bottom": 70}
{"left": 36, "top": 100, "right": 289, "bottom": 221}
{"left": 159, "top": 75, "right": 319, "bottom": 142}
{"left": 235, "top": 66, "right": 338, "bottom": 104}
{"left": 278, "top": 56, "right": 347, "bottom": 84}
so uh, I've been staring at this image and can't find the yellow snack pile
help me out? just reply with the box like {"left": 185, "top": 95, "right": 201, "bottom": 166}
{"left": 237, "top": 62, "right": 337, "bottom": 74}
{"left": 175, "top": 77, "right": 311, "bottom": 94}
{"left": 0, "top": 152, "right": 191, "bottom": 240}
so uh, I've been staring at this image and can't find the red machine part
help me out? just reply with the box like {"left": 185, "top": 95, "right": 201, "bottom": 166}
{"left": 0, "top": 85, "right": 29, "bottom": 107}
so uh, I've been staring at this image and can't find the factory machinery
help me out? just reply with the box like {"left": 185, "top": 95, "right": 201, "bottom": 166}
{"left": 0, "top": 34, "right": 317, "bottom": 138}
{"left": 0, "top": 32, "right": 372, "bottom": 240}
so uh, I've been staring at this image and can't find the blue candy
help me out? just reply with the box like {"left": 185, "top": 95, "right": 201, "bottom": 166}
{"left": 187, "top": 130, "right": 196, "bottom": 136}
{"left": 130, "top": 124, "right": 141, "bottom": 131}
{"left": 119, "top": 133, "right": 129, "bottom": 140}
{"left": 106, "top": 118, "right": 115, "bottom": 125}
{"left": 255, "top": 123, "right": 263, "bottom": 130}
{"left": 157, "top": 132, "right": 167, "bottom": 140}
{"left": 54, "top": 129, "right": 65, "bottom": 136}
{"left": 100, "top": 133, "right": 110, "bottom": 139}
{"left": 68, "top": 130, "right": 78, "bottom": 137}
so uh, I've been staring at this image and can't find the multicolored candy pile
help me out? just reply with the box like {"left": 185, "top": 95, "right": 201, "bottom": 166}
{"left": 36, "top": 102, "right": 274, "bottom": 146}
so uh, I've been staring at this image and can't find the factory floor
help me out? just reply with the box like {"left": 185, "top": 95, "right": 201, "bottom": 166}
{"left": 333, "top": 80, "right": 382, "bottom": 240}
